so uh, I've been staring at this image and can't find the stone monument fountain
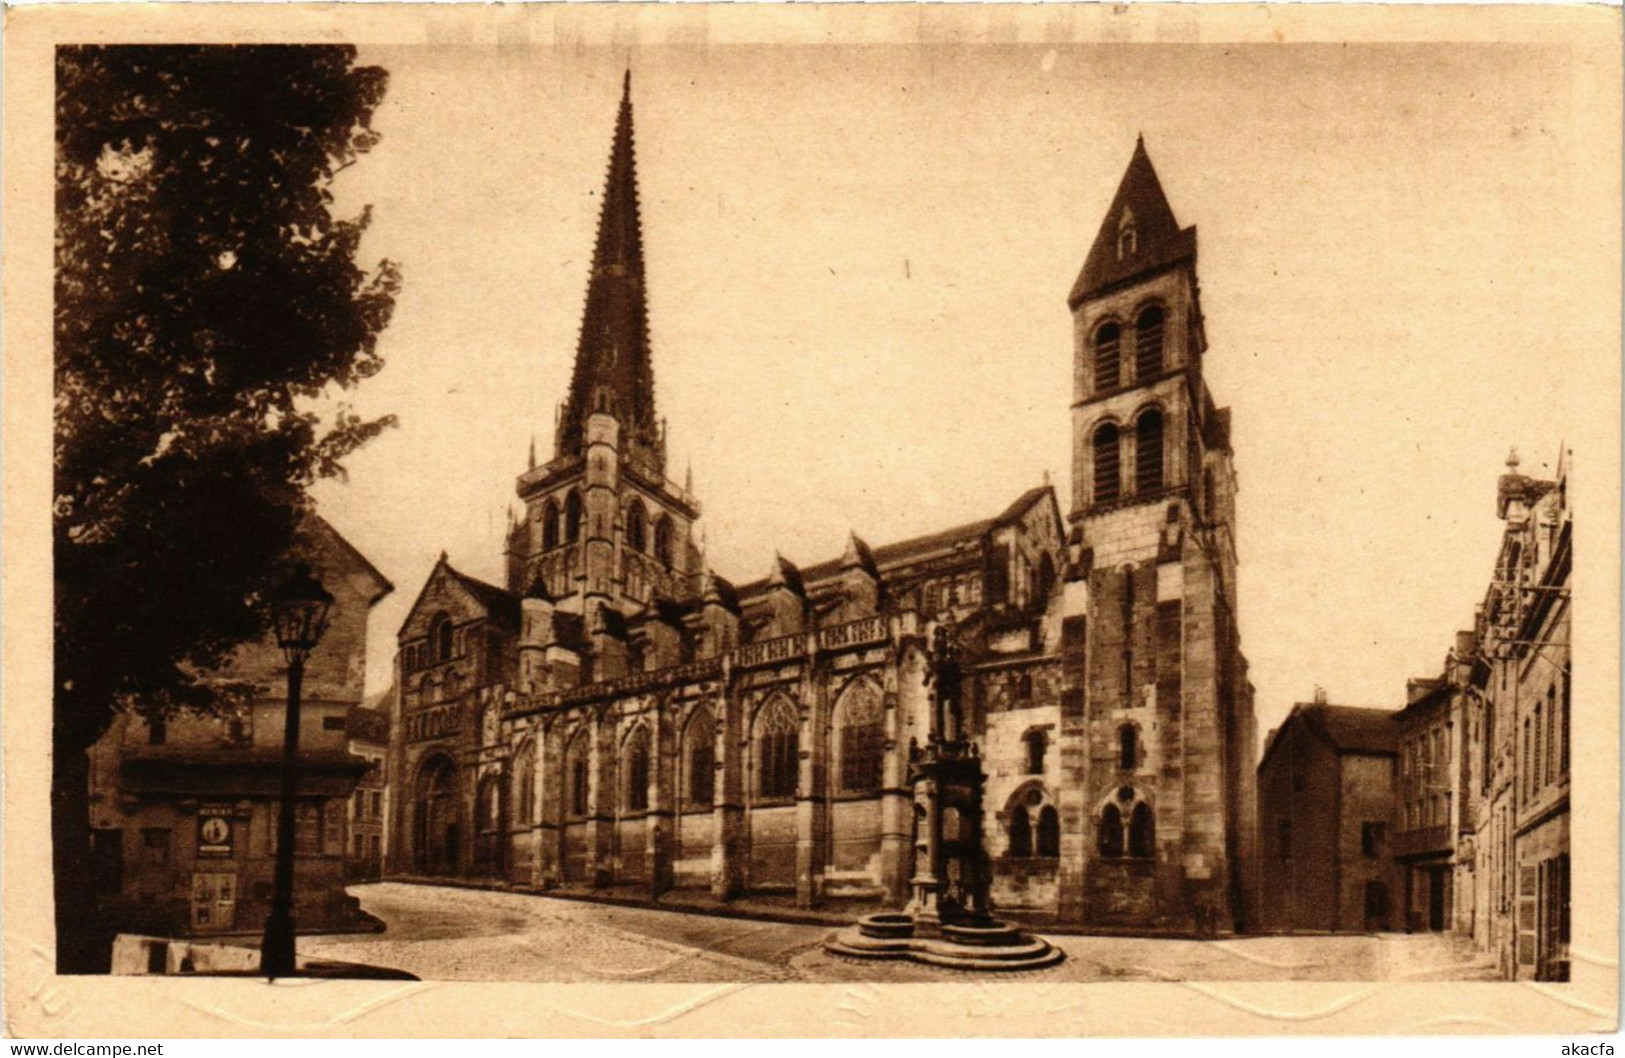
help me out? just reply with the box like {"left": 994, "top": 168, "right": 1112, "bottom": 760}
{"left": 824, "top": 614, "right": 1062, "bottom": 970}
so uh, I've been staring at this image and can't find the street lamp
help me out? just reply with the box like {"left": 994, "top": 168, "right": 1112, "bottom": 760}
{"left": 260, "top": 563, "right": 333, "bottom": 979}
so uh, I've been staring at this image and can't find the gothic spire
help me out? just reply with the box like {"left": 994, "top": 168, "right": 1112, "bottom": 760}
{"left": 1069, "top": 137, "right": 1195, "bottom": 306}
{"left": 557, "top": 70, "right": 661, "bottom": 465}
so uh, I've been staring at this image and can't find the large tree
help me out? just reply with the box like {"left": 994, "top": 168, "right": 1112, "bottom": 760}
{"left": 54, "top": 45, "right": 400, "bottom": 972}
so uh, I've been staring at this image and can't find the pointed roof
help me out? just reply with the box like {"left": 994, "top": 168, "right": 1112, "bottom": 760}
{"left": 1258, "top": 702, "right": 1399, "bottom": 775}
{"left": 557, "top": 71, "right": 661, "bottom": 462}
{"left": 1069, "top": 137, "right": 1197, "bottom": 305}
{"left": 841, "top": 532, "right": 880, "bottom": 578}
{"left": 766, "top": 552, "right": 806, "bottom": 596}
{"left": 396, "top": 554, "right": 521, "bottom": 638}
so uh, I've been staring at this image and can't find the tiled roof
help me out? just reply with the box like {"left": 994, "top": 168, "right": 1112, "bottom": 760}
{"left": 1258, "top": 703, "right": 1399, "bottom": 775}
{"left": 1302, "top": 704, "right": 1400, "bottom": 755}
{"left": 446, "top": 565, "right": 521, "bottom": 628}
{"left": 735, "top": 486, "right": 1053, "bottom": 600}
{"left": 1070, "top": 137, "right": 1196, "bottom": 305}
{"left": 346, "top": 703, "right": 389, "bottom": 743}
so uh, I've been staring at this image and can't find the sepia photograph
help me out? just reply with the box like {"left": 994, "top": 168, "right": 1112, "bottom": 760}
{"left": 3, "top": 1, "right": 1620, "bottom": 1040}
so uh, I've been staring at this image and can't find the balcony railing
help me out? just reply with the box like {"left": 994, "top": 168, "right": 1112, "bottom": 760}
{"left": 1392, "top": 824, "right": 1453, "bottom": 858}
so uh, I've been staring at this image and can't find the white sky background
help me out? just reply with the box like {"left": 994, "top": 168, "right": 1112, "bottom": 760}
{"left": 313, "top": 41, "right": 1610, "bottom": 745}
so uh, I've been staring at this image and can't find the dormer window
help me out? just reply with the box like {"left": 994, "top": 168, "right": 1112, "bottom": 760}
{"left": 1117, "top": 207, "right": 1138, "bottom": 260}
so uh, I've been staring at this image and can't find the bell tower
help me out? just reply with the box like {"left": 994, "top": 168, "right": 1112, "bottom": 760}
{"left": 1062, "top": 138, "right": 1256, "bottom": 933}
{"left": 511, "top": 72, "right": 701, "bottom": 618}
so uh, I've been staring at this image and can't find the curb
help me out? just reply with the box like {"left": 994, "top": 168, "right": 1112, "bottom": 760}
{"left": 371, "top": 877, "right": 1239, "bottom": 940}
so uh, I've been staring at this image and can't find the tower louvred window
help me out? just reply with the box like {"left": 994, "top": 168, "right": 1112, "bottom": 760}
{"left": 1135, "top": 305, "right": 1164, "bottom": 379}
{"left": 1093, "top": 322, "right": 1121, "bottom": 391}
{"left": 1136, "top": 409, "right": 1164, "bottom": 492}
{"left": 1093, "top": 423, "right": 1121, "bottom": 502}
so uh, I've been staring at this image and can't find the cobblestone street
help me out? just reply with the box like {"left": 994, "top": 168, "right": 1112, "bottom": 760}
{"left": 298, "top": 883, "right": 1501, "bottom": 983}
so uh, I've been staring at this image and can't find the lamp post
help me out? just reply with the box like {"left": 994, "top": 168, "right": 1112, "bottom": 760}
{"left": 260, "top": 564, "right": 333, "bottom": 979}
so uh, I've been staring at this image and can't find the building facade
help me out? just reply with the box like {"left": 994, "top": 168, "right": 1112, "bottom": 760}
{"left": 1255, "top": 702, "right": 1400, "bottom": 933}
{"left": 385, "top": 77, "right": 1258, "bottom": 931}
{"left": 88, "top": 516, "right": 393, "bottom": 939}
{"left": 1460, "top": 448, "right": 1571, "bottom": 980}
{"left": 345, "top": 700, "right": 391, "bottom": 881}
{"left": 1392, "top": 661, "right": 1473, "bottom": 934}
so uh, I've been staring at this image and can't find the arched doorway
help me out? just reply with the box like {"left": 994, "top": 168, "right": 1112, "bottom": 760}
{"left": 414, "top": 754, "right": 461, "bottom": 875}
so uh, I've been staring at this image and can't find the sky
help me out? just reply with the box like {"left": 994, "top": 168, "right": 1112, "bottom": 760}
{"left": 310, "top": 40, "right": 1616, "bottom": 743}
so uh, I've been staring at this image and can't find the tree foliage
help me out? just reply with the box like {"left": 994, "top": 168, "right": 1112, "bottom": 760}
{"left": 54, "top": 45, "right": 400, "bottom": 750}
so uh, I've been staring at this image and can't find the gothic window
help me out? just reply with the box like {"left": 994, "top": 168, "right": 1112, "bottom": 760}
{"left": 1098, "top": 802, "right": 1124, "bottom": 858}
{"left": 565, "top": 491, "right": 583, "bottom": 544}
{"left": 624, "top": 725, "right": 650, "bottom": 812}
{"left": 1017, "top": 673, "right": 1034, "bottom": 701}
{"left": 1129, "top": 802, "right": 1154, "bottom": 857}
{"left": 1023, "top": 730, "right": 1047, "bottom": 775}
{"left": 1093, "top": 322, "right": 1122, "bottom": 392}
{"left": 756, "top": 696, "right": 800, "bottom": 799}
{"left": 1135, "top": 409, "right": 1164, "bottom": 493}
{"left": 1037, "top": 805, "right": 1061, "bottom": 858}
{"left": 513, "top": 741, "right": 535, "bottom": 825}
{"left": 626, "top": 500, "right": 648, "bottom": 553}
{"left": 1135, "top": 305, "right": 1165, "bottom": 379}
{"left": 1119, "top": 724, "right": 1138, "bottom": 770}
{"left": 542, "top": 500, "right": 560, "bottom": 550}
{"left": 837, "top": 682, "right": 885, "bottom": 794}
{"left": 477, "top": 774, "right": 502, "bottom": 833}
{"left": 430, "top": 612, "right": 454, "bottom": 664}
{"left": 1093, "top": 423, "right": 1121, "bottom": 503}
{"left": 566, "top": 730, "right": 590, "bottom": 818}
{"left": 684, "top": 708, "right": 715, "bottom": 809}
{"left": 653, "top": 516, "right": 674, "bottom": 567}
{"left": 1008, "top": 806, "right": 1032, "bottom": 857}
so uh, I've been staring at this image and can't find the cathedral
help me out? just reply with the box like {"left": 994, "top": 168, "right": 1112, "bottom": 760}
{"left": 385, "top": 74, "right": 1259, "bottom": 932}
